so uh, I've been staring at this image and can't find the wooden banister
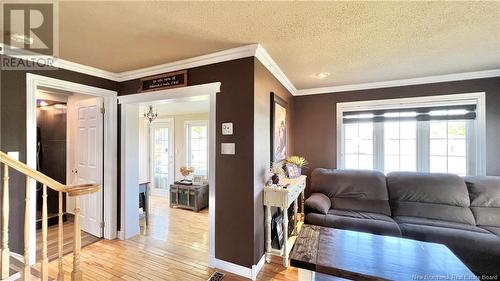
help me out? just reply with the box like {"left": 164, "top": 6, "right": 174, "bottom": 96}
{"left": 0, "top": 151, "right": 100, "bottom": 281}
{"left": 0, "top": 151, "right": 65, "bottom": 191}
{"left": 23, "top": 176, "right": 30, "bottom": 280}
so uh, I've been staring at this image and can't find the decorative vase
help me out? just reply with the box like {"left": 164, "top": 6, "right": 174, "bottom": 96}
{"left": 272, "top": 173, "right": 280, "bottom": 184}
{"left": 297, "top": 167, "right": 302, "bottom": 176}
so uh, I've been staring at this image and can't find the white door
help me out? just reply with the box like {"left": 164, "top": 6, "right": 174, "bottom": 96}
{"left": 150, "top": 120, "right": 174, "bottom": 197}
{"left": 68, "top": 97, "right": 103, "bottom": 237}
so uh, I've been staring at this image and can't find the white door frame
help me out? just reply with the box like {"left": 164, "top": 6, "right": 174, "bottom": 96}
{"left": 118, "top": 82, "right": 220, "bottom": 267}
{"left": 149, "top": 118, "right": 175, "bottom": 197}
{"left": 26, "top": 73, "right": 118, "bottom": 265}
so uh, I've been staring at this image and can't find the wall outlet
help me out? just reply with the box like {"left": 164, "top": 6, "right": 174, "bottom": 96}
{"left": 221, "top": 143, "right": 235, "bottom": 155}
{"left": 222, "top": 122, "right": 233, "bottom": 135}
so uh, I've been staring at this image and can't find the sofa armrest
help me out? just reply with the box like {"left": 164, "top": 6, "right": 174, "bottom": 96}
{"left": 305, "top": 193, "right": 331, "bottom": 215}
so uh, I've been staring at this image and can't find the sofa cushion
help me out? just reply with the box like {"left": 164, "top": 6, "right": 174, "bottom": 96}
{"left": 482, "top": 226, "right": 500, "bottom": 237}
{"left": 398, "top": 222, "right": 500, "bottom": 274}
{"left": 305, "top": 193, "right": 331, "bottom": 215}
{"left": 465, "top": 176, "right": 500, "bottom": 227}
{"left": 387, "top": 172, "right": 475, "bottom": 225}
{"left": 305, "top": 210, "right": 401, "bottom": 237}
{"left": 394, "top": 216, "right": 490, "bottom": 234}
{"left": 311, "top": 169, "right": 391, "bottom": 216}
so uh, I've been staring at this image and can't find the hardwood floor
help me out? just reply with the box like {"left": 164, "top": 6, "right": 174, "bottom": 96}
{"left": 47, "top": 195, "right": 299, "bottom": 280}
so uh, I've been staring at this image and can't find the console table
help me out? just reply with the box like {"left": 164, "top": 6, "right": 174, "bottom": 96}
{"left": 264, "top": 175, "right": 306, "bottom": 267}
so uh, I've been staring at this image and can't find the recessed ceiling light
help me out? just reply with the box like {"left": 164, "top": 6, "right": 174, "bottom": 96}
{"left": 314, "top": 72, "right": 331, "bottom": 79}
{"left": 39, "top": 101, "right": 48, "bottom": 107}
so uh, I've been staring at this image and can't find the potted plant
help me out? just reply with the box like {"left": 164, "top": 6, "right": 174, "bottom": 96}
{"left": 286, "top": 156, "right": 308, "bottom": 176}
{"left": 270, "top": 162, "right": 285, "bottom": 184}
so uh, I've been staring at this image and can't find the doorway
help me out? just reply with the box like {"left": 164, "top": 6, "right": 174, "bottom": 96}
{"left": 26, "top": 73, "right": 118, "bottom": 265}
{"left": 119, "top": 82, "right": 219, "bottom": 266}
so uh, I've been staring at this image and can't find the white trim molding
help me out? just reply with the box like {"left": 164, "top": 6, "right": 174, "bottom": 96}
{"left": 26, "top": 73, "right": 118, "bottom": 265}
{"left": 254, "top": 44, "right": 297, "bottom": 95}
{"left": 214, "top": 256, "right": 265, "bottom": 281}
{"left": 116, "top": 44, "right": 259, "bottom": 81}
{"left": 297, "top": 69, "right": 500, "bottom": 96}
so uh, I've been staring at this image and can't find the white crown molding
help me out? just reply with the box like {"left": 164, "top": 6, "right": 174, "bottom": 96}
{"left": 254, "top": 44, "right": 297, "bottom": 95}
{"left": 296, "top": 69, "right": 500, "bottom": 96}
{"left": 53, "top": 58, "right": 119, "bottom": 81}
{"left": 115, "top": 44, "right": 260, "bottom": 82}
{"left": 3, "top": 43, "right": 499, "bottom": 97}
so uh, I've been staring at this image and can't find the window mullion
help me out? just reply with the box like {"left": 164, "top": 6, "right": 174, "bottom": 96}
{"left": 466, "top": 121, "right": 476, "bottom": 175}
{"left": 373, "top": 122, "right": 384, "bottom": 172}
{"left": 417, "top": 121, "right": 430, "bottom": 172}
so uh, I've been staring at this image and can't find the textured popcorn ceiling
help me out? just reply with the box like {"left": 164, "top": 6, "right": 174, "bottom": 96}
{"left": 57, "top": 1, "right": 500, "bottom": 89}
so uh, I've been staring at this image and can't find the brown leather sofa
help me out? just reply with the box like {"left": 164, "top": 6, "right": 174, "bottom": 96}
{"left": 304, "top": 168, "right": 500, "bottom": 275}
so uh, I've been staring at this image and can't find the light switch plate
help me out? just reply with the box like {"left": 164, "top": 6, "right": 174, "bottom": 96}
{"left": 222, "top": 122, "right": 233, "bottom": 135}
{"left": 221, "top": 143, "right": 235, "bottom": 155}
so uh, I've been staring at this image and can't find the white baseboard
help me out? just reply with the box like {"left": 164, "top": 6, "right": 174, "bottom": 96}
{"left": 117, "top": 230, "right": 125, "bottom": 240}
{"left": 214, "top": 256, "right": 265, "bottom": 281}
{"left": 251, "top": 255, "right": 266, "bottom": 280}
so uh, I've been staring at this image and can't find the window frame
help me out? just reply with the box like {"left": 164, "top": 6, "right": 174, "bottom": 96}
{"left": 336, "top": 93, "right": 486, "bottom": 176}
{"left": 185, "top": 120, "right": 209, "bottom": 177}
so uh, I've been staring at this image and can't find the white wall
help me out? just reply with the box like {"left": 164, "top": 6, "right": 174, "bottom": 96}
{"left": 138, "top": 119, "right": 150, "bottom": 183}
{"left": 138, "top": 112, "right": 209, "bottom": 182}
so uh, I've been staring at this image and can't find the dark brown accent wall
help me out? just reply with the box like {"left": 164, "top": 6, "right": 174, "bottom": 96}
{"left": 0, "top": 56, "right": 119, "bottom": 253}
{"left": 293, "top": 77, "right": 500, "bottom": 195}
{"left": 253, "top": 59, "right": 294, "bottom": 263}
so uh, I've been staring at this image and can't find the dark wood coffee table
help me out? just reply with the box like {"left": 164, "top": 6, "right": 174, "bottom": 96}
{"left": 290, "top": 225, "right": 478, "bottom": 281}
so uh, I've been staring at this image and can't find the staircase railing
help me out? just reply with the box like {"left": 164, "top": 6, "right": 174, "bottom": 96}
{"left": 0, "top": 151, "right": 100, "bottom": 281}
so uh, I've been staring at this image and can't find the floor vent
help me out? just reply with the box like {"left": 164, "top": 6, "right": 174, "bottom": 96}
{"left": 207, "top": 271, "right": 225, "bottom": 281}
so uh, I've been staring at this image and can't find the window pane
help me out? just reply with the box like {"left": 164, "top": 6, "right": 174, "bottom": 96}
{"left": 384, "top": 140, "right": 399, "bottom": 155}
{"left": 187, "top": 123, "right": 208, "bottom": 176}
{"left": 345, "top": 140, "right": 358, "bottom": 154}
{"left": 345, "top": 124, "right": 358, "bottom": 139}
{"left": 448, "top": 122, "right": 465, "bottom": 139}
{"left": 430, "top": 156, "right": 447, "bottom": 173}
{"left": 430, "top": 139, "right": 447, "bottom": 156}
{"left": 359, "top": 123, "right": 373, "bottom": 139}
{"left": 448, "top": 156, "right": 466, "bottom": 175}
{"left": 359, "top": 155, "right": 373, "bottom": 170}
{"left": 345, "top": 154, "right": 359, "bottom": 169}
{"left": 385, "top": 155, "right": 399, "bottom": 173}
{"left": 343, "top": 122, "right": 374, "bottom": 170}
{"left": 430, "top": 122, "right": 447, "bottom": 138}
{"left": 448, "top": 139, "right": 466, "bottom": 156}
{"left": 400, "top": 155, "right": 416, "bottom": 171}
{"left": 359, "top": 140, "right": 373, "bottom": 155}
{"left": 384, "top": 122, "right": 399, "bottom": 139}
{"left": 383, "top": 121, "right": 416, "bottom": 173}
{"left": 400, "top": 140, "right": 416, "bottom": 155}
{"left": 400, "top": 122, "right": 416, "bottom": 139}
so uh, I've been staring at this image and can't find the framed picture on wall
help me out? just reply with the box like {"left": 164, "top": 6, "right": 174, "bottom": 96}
{"left": 271, "top": 92, "right": 288, "bottom": 162}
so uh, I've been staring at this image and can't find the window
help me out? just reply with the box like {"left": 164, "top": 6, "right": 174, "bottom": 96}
{"left": 186, "top": 121, "right": 208, "bottom": 177}
{"left": 339, "top": 93, "right": 485, "bottom": 176}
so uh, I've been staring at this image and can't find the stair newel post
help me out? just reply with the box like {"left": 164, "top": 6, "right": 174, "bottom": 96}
{"left": 24, "top": 176, "right": 31, "bottom": 280}
{"left": 1, "top": 164, "right": 10, "bottom": 279}
{"left": 71, "top": 196, "right": 82, "bottom": 281}
{"left": 57, "top": 191, "right": 64, "bottom": 281}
